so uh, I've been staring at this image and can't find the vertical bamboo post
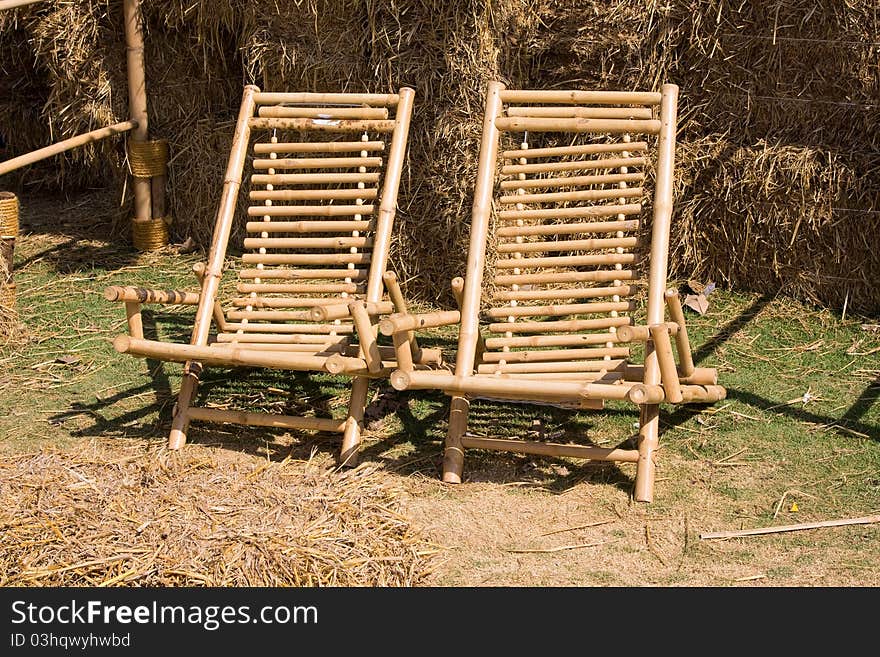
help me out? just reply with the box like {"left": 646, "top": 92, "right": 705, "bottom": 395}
{"left": 634, "top": 83, "right": 679, "bottom": 503}
{"left": 167, "top": 85, "right": 258, "bottom": 450}
{"left": 340, "top": 88, "right": 415, "bottom": 465}
{"left": 443, "top": 80, "right": 505, "bottom": 484}
{"left": 122, "top": 0, "right": 152, "bottom": 222}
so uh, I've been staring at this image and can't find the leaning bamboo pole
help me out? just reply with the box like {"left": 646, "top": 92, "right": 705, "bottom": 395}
{"left": 166, "top": 85, "right": 258, "bottom": 450}
{"left": 0, "top": 121, "right": 137, "bottom": 177}
{"left": 634, "top": 83, "right": 679, "bottom": 503}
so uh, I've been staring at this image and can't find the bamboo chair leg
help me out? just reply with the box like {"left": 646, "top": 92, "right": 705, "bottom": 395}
{"left": 168, "top": 365, "right": 200, "bottom": 450}
{"left": 634, "top": 403, "right": 660, "bottom": 502}
{"left": 340, "top": 376, "right": 370, "bottom": 467}
{"left": 442, "top": 395, "right": 470, "bottom": 483}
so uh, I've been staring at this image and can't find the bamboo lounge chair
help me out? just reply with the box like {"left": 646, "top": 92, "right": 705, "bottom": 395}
{"left": 381, "top": 81, "right": 725, "bottom": 501}
{"left": 107, "top": 85, "right": 441, "bottom": 464}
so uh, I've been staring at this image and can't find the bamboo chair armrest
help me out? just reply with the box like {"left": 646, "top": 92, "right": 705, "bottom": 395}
{"left": 615, "top": 321, "right": 679, "bottom": 343}
{"left": 104, "top": 285, "right": 200, "bottom": 305}
{"left": 309, "top": 300, "right": 395, "bottom": 322}
{"left": 379, "top": 310, "right": 461, "bottom": 336}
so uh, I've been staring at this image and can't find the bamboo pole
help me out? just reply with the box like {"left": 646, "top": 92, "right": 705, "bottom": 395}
{"left": 499, "top": 89, "right": 662, "bottom": 105}
{"left": 253, "top": 140, "right": 385, "bottom": 154}
{"left": 310, "top": 300, "right": 394, "bottom": 322}
{"left": 230, "top": 296, "right": 356, "bottom": 308}
{"left": 460, "top": 436, "right": 640, "bottom": 463}
{"left": 241, "top": 253, "right": 370, "bottom": 265}
{"left": 624, "top": 364, "right": 717, "bottom": 386}
{"left": 124, "top": 302, "right": 143, "bottom": 339}
{"left": 242, "top": 236, "right": 372, "bottom": 249}
{"left": 222, "top": 322, "right": 353, "bottom": 334}
{"left": 166, "top": 84, "right": 258, "bottom": 450}
{"left": 237, "top": 281, "right": 359, "bottom": 294}
{"left": 0, "top": 121, "right": 137, "bottom": 177}
{"left": 502, "top": 141, "right": 648, "bottom": 159}
{"left": 187, "top": 406, "right": 346, "bottom": 433}
{"left": 215, "top": 333, "right": 350, "bottom": 345}
{"left": 496, "top": 236, "right": 638, "bottom": 254}
{"left": 496, "top": 117, "right": 661, "bottom": 134}
{"left": 699, "top": 515, "right": 880, "bottom": 540}
{"left": 679, "top": 385, "right": 726, "bottom": 403}
{"left": 383, "top": 271, "right": 419, "bottom": 358}
{"left": 499, "top": 172, "right": 644, "bottom": 191}
{"left": 123, "top": 0, "right": 151, "bottom": 222}
{"left": 495, "top": 253, "right": 636, "bottom": 270}
{"left": 239, "top": 268, "right": 368, "bottom": 280}
{"left": 476, "top": 358, "right": 628, "bottom": 374}
{"left": 665, "top": 288, "right": 695, "bottom": 377}
{"left": 635, "top": 83, "right": 679, "bottom": 503}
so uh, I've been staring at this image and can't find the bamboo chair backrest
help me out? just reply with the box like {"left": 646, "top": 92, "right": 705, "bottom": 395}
{"left": 454, "top": 83, "right": 678, "bottom": 383}
{"left": 216, "top": 89, "right": 414, "bottom": 347}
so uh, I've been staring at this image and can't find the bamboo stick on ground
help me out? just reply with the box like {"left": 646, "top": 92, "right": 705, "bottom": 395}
{"left": 700, "top": 515, "right": 880, "bottom": 540}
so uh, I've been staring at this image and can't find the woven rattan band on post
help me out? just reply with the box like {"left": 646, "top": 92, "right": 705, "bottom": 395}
{"left": 0, "top": 192, "right": 19, "bottom": 238}
{"left": 0, "top": 282, "right": 15, "bottom": 311}
{"left": 131, "top": 217, "right": 169, "bottom": 251}
{"left": 127, "top": 138, "right": 169, "bottom": 178}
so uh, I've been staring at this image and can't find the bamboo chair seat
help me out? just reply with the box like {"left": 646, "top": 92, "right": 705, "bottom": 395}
{"left": 107, "top": 85, "right": 437, "bottom": 465}
{"left": 382, "top": 82, "right": 726, "bottom": 501}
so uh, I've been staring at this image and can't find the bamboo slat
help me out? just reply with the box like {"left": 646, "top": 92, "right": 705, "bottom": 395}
{"left": 379, "top": 310, "right": 462, "bottom": 335}
{"left": 488, "top": 316, "right": 631, "bottom": 334}
{"left": 221, "top": 322, "right": 353, "bottom": 334}
{"left": 243, "top": 236, "right": 372, "bottom": 249}
{"left": 484, "top": 332, "right": 619, "bottom": 349}
{"left": 485, "top": 300, "right": 635, "bottom": 318}
{"left": 104, "top": 285, "right": 199, "bottom": 305}
{"left": 239, "top": 268, "right": 368, "bottom": 280}
{"left": 502, "top": 156, "right": 646, "bottom": 176}
{"left": 236, "top": 282, "right": 359, "bottom": 294}
{"left": 253, "top": 140, "right": 385, "bottom": 154}
{"left": 230, "top": 296, "right": 349, "bottom": 308}
{"left": 216, "top": 333, "right": 350, "bottom": 345}
{"left": 616, "top": 322, "right": 679, "bottom": 342}
{"left": 246, "top": 204, "right": 374, "bottom": 217}
{"left": 244, "top": 220, "right": 372, "bottom": 233}
{"left": 252, "top": 156, "right": 382, "bottom": 170}
{"left": 248, "top": 188, "right": 378, "bottom": 201}
{"left": 227, "top": 309, "right": 325, "bottom": 321}
{"left": 506, "top": 106, "right": 654, "bottom": 119}
{"left": 499, "top": 186, "right": 643, "bottom": 205}
{"left": 249, "top": 118, "right": 396, "bottom": 133}
{"left": 496, "top": 117, "right": 661, "bottom": 134}
{"left": 257, "top": 106, "right": 389, "bottom": 119}
{"left": 502, "top": 141, "right": 648, "bottom": 160}
{"left": 496, "top": 221, "right": 638, "bottom": 238}
{"left": 253, "top": 91, "right": 400, "bottom": 105}
{"left": 251, "top": 172, "right": 380, "bottom": 185}
{"left": 499, "top": 172, "right": 644, "bottom": 191}
{"left": 477, "top": 359, "right": 627, "bottom": 374}
{"left": 311, "top": 300, "right": 395, "bottom": 321}
{"left": 493, "top": 285, "right": 634, "bottom": 302}
{"left": 494, "top": 269, "right": 635, "bottom": 286}
{"left": 481, "top": 347, "right": 629, "bottom": 363}
{"left": 496, "top": 236, "right": 638, "bottom": 254}
{"left": 241, "top": 253, "right": 371, "bottom": 265}
{"left": 499, "top": 89, "right": 662, "bottom": 105}
{"left": 497, "top": 204, "right": 640, "bottom": 221}
{"left": 494, "top": 253, "right": 637, "bottom": 270}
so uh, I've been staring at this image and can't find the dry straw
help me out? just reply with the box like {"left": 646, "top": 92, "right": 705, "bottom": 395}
{"left": 0, "top": 441, "right": 435, "bottom": 586}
